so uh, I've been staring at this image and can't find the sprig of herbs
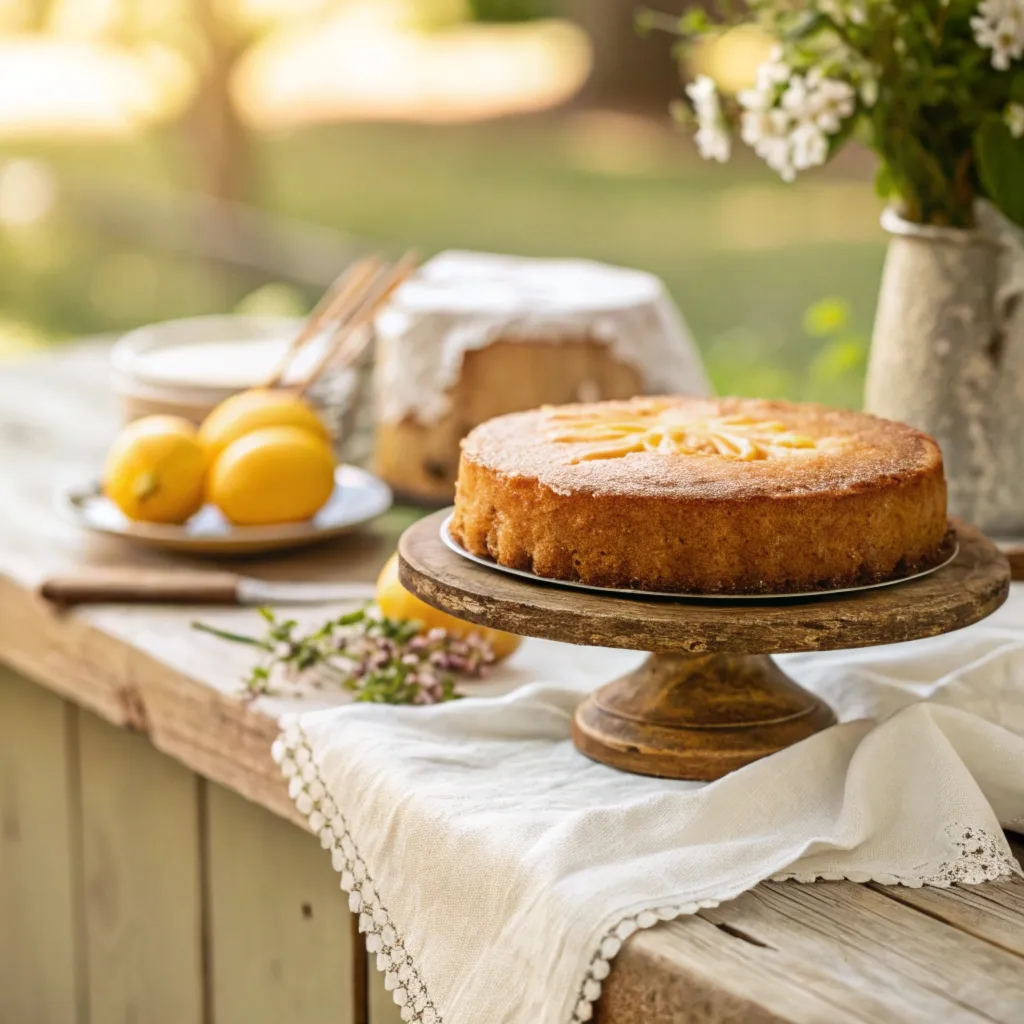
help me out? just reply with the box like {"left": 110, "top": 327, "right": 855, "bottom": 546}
{"left": 193, "top": 605, "right": 494, "bottom": 704}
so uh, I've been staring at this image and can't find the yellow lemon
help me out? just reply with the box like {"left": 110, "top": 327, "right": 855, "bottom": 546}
{"left": 199, "top": 389, "right": 330, "bottom": 462}
{"left": 375, "top": 553, "right": 523, "bottom": 662}
{"left": 103, "top": 415, "right": 206, "bottom": 524}
{"left": 208, "top": 425, "right": 335, "bottom": 526}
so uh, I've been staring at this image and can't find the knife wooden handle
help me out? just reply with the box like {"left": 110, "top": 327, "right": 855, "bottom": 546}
{"left": 39, "top": 570, "right": 242, "bottom": 606}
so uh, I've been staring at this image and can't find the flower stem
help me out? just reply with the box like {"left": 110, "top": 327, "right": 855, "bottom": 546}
{"left": 191, "top": 621, "right": 262, "bottom": 646}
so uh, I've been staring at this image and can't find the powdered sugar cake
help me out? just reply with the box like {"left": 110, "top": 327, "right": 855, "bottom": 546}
{"left": 449, "top": 396, "right": 948, "bottom": 594}
{"left": 371, "top": 251, "right": 709, "bottom": 503}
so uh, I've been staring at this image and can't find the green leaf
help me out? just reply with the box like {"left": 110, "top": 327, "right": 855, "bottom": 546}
{"left": 803, "top": 297, "right": 851, "bottom": 337}
{"left": 784, "top": 11, "right": 825, "bottom": 40}
{"left": 1011, "top": 71, "right": 1024, "bottom": 105}
{"left": 874, "top": 161, "right": 895, "bottom": 200}
{"left": 808, "top": 336, "right": 867, "bottom": 382}
{"left": 975, "top": 115, "right": 1024, "bottom": 227}
{"left": 634, "top": 7, "right": 655, "bottom": 37}
{"left": 678, "top": 7, "right": 712, "bottom": 35}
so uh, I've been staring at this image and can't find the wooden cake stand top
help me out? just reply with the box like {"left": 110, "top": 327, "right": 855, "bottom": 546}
{"left": 398, "top": 513, "right": 1009, "bottom": 657}
{"left": 399, "top": 514, "right": 1008, "bottom": 780}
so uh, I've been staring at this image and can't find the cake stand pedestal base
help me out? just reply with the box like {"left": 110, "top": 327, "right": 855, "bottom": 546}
{"left": 572, "top": 653, "right": 836, "bottom": 780}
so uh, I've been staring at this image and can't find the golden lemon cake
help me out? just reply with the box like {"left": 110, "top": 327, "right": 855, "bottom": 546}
{"left": 450, "top": 396, "right": 948, "bottom": 594}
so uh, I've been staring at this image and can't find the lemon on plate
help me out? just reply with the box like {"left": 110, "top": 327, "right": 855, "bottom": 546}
{"left": 208, "top": 425, "right": 336, "bottom": 526}
{"left": 199, "top": 388, "right": 330, "bottom": 462}
{"left": 375, "top": 552, "right": 523, "bottom": 661}
{"left": 103, "top": 415, "right": 206, "bottom": 524}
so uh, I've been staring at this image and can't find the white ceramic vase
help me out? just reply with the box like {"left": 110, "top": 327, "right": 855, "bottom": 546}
{"left": 864, "top": 205, "right": 1024, "bottom": 535}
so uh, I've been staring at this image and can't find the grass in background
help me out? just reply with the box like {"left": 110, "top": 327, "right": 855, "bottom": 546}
{"left": 0, "top": 114, "right": 885, "bottom": 406}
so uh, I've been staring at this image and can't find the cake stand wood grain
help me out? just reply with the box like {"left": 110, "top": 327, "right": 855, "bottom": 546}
{"left": 398, "top": 513, "right": 1009, "bottom": 780}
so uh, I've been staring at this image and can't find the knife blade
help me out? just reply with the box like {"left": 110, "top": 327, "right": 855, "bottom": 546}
{"left": 39, "top": 570, "right": 377, "bottom": 607}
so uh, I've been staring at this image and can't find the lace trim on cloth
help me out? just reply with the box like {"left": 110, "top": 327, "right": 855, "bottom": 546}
{"left": 771, "top": 826, "right": 1020, "bottom": 887}
{"left": 273, "top": 721, "right": 1020, "bottom": 1024}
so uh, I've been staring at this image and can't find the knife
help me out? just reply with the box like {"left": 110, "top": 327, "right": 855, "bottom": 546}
{"left": 39, "top": 569, "right": 378, "bottom": 607}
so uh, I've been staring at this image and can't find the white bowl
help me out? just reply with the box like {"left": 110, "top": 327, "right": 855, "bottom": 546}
{"left": 109, "top": 314, "right": 372, "bottom": 460}
{"left": 112, "top": 315, "right": 306, "bottom": 419}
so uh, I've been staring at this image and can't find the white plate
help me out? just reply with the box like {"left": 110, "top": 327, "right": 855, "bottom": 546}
{"left": 60, "top": 465, "right": 392, "bottom": 556}
{"left": 440, "top": 514, "right": 959, "bottom": 601}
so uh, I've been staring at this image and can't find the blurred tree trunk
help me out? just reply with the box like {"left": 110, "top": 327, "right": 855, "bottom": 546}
{"left": 182, "top": 0, "right": 254, "bottom": 205}
{"left": 561, "top": 0, "right": 682, "bottom": 111}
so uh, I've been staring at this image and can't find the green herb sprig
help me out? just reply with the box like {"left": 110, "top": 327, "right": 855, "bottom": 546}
{"left": 193, "top": 605, "right": 494, "bottom": 704}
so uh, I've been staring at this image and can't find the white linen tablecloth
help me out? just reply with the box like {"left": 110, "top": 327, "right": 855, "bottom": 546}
{"left": 273, "top": 586, "right": 1024, "bottom": 1024}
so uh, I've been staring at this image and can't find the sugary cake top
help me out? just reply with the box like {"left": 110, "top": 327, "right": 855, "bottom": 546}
{"left": 378, "top": 251, "right": 663, "bottom": 318}
{"left": 460, "top": 396, "right": 944, "bottom": 500}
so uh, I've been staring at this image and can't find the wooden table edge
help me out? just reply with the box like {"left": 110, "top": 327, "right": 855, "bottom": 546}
{"left": 0, "top": 572, "right": 302, "bottom": 827}
{"left": 4, "top": 561, "right": 1022, "bottom": 1020}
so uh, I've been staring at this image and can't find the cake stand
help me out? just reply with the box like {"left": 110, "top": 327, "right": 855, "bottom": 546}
{"left": 397, "top": 513, "right": 1010, "bottom": 781}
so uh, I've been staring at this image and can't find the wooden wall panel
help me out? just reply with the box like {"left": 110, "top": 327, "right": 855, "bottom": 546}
{"left": 0, "top": 667, "right": 84, "bottom": 1024}
{"left": 368, "top": 963, "right": 405, "bottom": 1024}
{"left": 205, "top": 781, "right": 356, "bottom": 1024}
{"left": 78, "top": 710, "right": 204, "bottom": 1024}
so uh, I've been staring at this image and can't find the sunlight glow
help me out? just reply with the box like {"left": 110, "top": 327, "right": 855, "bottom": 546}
{"left": 235, "top": 16, "right": 591, "bottom": 126}
{"left": 0, "top": 37, "right": 181, "bottom": 136}
{"left": 691, "top": 26, "right": 776, "bottom": 94}
{"left": 0, "top": 159, "right": 58, "bottom": 226}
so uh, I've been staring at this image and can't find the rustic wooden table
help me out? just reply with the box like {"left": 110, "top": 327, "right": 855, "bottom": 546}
{"left": 1, "top": 343, "right": 1022, "bottom": 1024}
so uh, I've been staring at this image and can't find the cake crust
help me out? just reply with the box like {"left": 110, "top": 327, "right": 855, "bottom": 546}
{"left": 450, "top": 397, "right": 948, "bottom": 594}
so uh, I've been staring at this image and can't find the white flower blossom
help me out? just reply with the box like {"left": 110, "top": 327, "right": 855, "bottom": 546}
{"left": 737, "top": 85, "right": 771, "bottom": 114}
{"left": 971, "top": 0, "right": 1024, "bottom": 70}
{"left": 1007, "top": 102, "right": 1024, "bottom": 137}
{"left": 790, "top": 122, "right": 830, "bottom": 170}
{"left": 811, "top": 77, "right": 858, "bottom": 133}
{"left": 742, "top": 108, "right": 795, "bottom": 180}
{"left": 754, "top": 53, "right": 792, "bottom": 91}
{"left": 781, "top": 75, "right": 813, "bottom": 118}
{"left": 685, "top": 74, "right": 732, "bottom": 163}
{"left": 694, "top": 124, "right": 732, "bottom": 163}
{"left": 738, "top": 57, "right": 855, "bottom": 181}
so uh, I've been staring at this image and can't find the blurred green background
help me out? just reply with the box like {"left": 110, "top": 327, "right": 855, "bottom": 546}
{"left": 0, "top": 0, "right": 886, "bottom": 407}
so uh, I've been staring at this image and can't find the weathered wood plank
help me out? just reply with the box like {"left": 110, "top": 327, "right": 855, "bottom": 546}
{"left": 205, "top": 782, "right": 357, "bottom": 1024}
{"left": 0, "top": 575, "right": 308, "bottom": 828}
{"left": 700, "top": 880, "right": 1024, "bottom": 1021}
{"left": 603, "top": 871, "right": 1024, "bottom": 1024}
{"left": 600, "top": 911, "right": 877, "bottom": 1024}
{"left": 0, "top": 668, "right": 84, "bottom": 1024}
{"left": 78, "top": 710, "right": 205, "bottom": 1024}
{"left": 869, "top": 875, "right": 1024, "bottom": 957}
